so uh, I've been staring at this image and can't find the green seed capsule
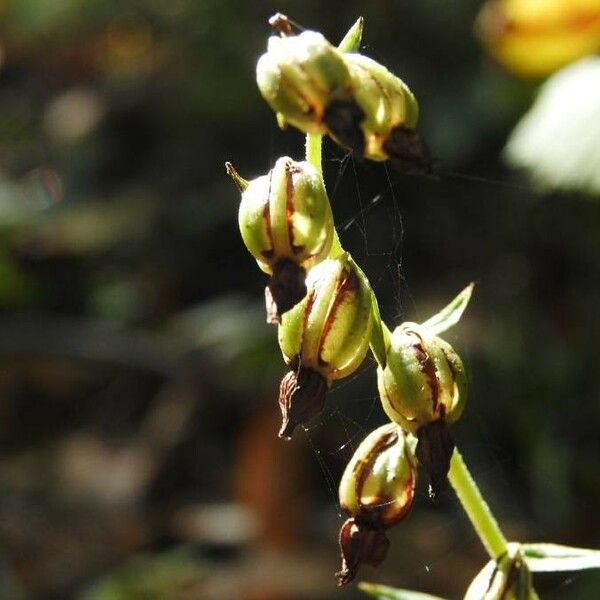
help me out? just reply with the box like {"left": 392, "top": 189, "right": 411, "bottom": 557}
{"left": 377, "top": 322, "right": 467, "bottom": 498}
{"left": 336, "top": 422, "right": 417, "bottom": 586}
{"left": 230, "top": 157, "right": 334, "bottom": 323}
{"left": 279, "top": 252, "right": 373, "bottom": 382}
{"left": 464, "top": 546, "right": 539, "bottom": 600}
{"left": 324, "top": 54, "right": 420, "bottom": 160}
{"left": 237, "top": 156, "right": 334, "bottom": 274}
{"left": 277, "top": 253, "right": 373, "bottom": 438}
{"left": 256, "top": 31, "right": 352, "bottom": 134}
{"left": 377, "top": 322, "right": 466, "bottom": 433}
{"left": 339, "top": 422, "right": 416, "bottom": 525}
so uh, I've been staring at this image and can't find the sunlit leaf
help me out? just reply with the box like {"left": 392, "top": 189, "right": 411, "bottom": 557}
{"left": 505, "top": 57, "right": 600, "bottom": 196}
{"left": 359, "top": 582, "right": 447, "bottom": 600}
{"left": 420, "top": 283, "right": 475, "bottom": 336}
{"left": 522, "top": 543, "right": 600, "bottom": 572}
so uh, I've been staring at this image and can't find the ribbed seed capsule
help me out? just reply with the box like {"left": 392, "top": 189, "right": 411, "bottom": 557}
{"left": 230, "top": 157, "right": 334, "bottom": 324}
{"left": 336, "top": 422, "right": 417, "bottom": 586}
{"left": 324, "top": 53, "right": 430, "bottom": 172}
{"left": 277, "top": 253, "right": 373, "bottom": 438}
{"left": 256, "top": 31, "right": 352, "bottom": 134}
{"left": 377, "top": 322, "right": 467, "bottom": 499}
{"left": 464, "top": 546, "right": 539, "bottom": 600}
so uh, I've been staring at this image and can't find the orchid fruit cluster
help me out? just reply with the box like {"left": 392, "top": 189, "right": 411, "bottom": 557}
{"left": 227, "top": 13, "right": 600, "bottom": 599}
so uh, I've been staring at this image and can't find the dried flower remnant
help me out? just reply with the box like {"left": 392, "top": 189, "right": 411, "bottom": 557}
{"left": 227, "top": 157, "right": 334, "bottom": 323}
{"left": 336, "top": 423, "right": 417, "bottom": 585}
{"left": 277, "top": 253, "right": 373, "bottom": 438}
{"left": 377, "top": 322, "right": 467, "bottom": 499}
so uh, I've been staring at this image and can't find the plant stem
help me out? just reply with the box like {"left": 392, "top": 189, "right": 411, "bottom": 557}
{"left": 306, "top": 132, "right": 344, "bottom": 258}
{"left": 448, "top": 447, "right": 508, "bottom": 560}
{"left": 306, "top": 132, "right": 323, "bottom": 176}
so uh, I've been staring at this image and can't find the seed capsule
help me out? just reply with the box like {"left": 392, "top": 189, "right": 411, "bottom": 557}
{"left": 256, "top": 31, "right": 353, "bottom": 135}
{"left": 464, "top": 546, "right": 539, "bottom": 600}
{"left": 324, "top": 53, "right": 430, "bottom": 172}
{"left": 277, "top": 253, "right": 373, "bottom": 438}
{"left": 336, "top": 422, "right": 417, "bottom": 585}
{"left": 230, "top": 157, "right": 334, "bottom": 323}
{"left": 377, "top": 322, "right": 467, "bottom": 498}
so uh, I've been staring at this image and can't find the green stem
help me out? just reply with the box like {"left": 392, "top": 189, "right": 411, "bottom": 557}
{"left": 448, "top": 447, "right": 508, "bottom": 560}
{"left": 306, "top": 132, "right": 323, "bottom": 176}
{"left": 306, "top": 131, "right": 344, "bottom": 259}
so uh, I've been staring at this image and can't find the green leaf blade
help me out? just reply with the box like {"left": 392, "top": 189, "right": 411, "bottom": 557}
{"left": 338, "top": 17, "right": 364, "bottom": 53}
{"left": 420, "top": 283, "right": 474, "bottom": 336}
{"left": 359, "top": 582, "right": 448, "bottom": 600}
{"left": 522, "top": 543, "right": 600, "bottom": 572}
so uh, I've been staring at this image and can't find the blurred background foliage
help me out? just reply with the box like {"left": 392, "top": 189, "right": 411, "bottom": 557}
{"left": 0, "top": 0, "right": 599, "bottom": 598}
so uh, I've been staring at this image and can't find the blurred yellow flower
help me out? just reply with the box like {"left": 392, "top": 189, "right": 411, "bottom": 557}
{"left": 476, "top": 0, "right": 600, "bottom": 77}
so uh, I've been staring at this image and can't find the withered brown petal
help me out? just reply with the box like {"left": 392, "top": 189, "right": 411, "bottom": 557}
{"left": 383, "top": 125, "right": 433, "bottom": 175}
{"left": 278, "top": 365, "right": 326, "bottom": 439}
{"left": 336, "top": 518, "right": 390, "bottom": 586}
{"left": 265, "top": 259, "right": 307, "bottom": 325}
{"left": 323, "top": 99, "right": 366, "bottom": 156}
{"left": 415, "top": 419, "right": 455, "bottom": 502}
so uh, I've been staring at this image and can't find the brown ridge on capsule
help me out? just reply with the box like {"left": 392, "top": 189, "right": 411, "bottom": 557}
{"left": 284, "top": 162, "right": 304, "bottom": 255}
{"left": 260, "top": 199, "right": 275, "bottom": 260}
{"left": 316, "top": 267, "right": 359, "bottom": 368}
{"left": 411, "top": 335, "right": 441, "bottom": 414}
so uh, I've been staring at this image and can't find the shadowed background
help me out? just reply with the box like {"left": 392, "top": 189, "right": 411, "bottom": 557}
{"left": 0, "top": 1, "right": 599, "bottom": 598}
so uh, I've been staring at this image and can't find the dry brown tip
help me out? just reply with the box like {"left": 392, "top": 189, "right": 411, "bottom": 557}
{"left": 268, "top": 13, "right": 293, "bottom": 36}
{"left": 336, "top": 518, "right": 390, "bottom": 586}
{"left": 278, "top": 366, "right": 326, "bottom": 439}
{"left": 264, "top": 259, "right": 306, "bottom": 325}
{"left": 415, "top": 419, "right": 455, "bottom": 502}
{"left": 225, "top": 161, "right": 249, "bottom": 191}
{"left": 383, "top": 126, "right": 434, "bottom": 175}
